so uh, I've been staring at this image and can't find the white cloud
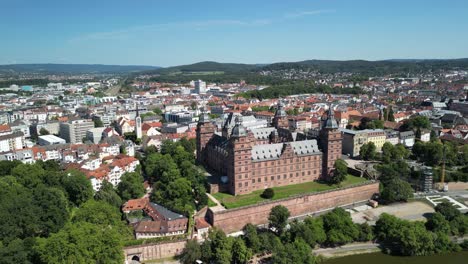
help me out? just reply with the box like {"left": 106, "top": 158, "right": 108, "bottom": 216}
{"left": 284, "top": 9, "right": 335, "bottom": 19}
{"left": 69, "top": 19, "right": 271, "bottom": 43}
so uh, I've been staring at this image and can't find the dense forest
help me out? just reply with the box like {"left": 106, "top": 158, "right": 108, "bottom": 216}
{"left": 239, "top": 83, "right": 364, "bottom": 99}
{"left": 0, "top": 159, "right": 145, "bottom": 263}
{"left": 145, "top": 58, "right": 468, "bottom": 78}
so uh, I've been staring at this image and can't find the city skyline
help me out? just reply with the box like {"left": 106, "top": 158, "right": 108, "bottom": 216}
{"left": 2, "top": 0, "right": 468, "bottom": 66}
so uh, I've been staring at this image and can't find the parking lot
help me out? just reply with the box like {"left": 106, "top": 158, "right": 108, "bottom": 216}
{"left": 351, "top": 201, "right": 435, "bottom": 224}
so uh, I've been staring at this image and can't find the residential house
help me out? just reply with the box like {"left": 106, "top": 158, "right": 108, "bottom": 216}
{"left": 400, "top": 131, "right": 415, "bottom": 147}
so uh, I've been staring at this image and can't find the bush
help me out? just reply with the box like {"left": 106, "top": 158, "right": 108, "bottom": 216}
{"left": 261, "top": 188, "right": 275, "bottom": 199}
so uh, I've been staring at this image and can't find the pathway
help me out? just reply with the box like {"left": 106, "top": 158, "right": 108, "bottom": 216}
{"left": 206, "top": 193, "right": 226, "bottom": 212}
{"left": 313, "top": 242, "right": 380, "bottom": 258}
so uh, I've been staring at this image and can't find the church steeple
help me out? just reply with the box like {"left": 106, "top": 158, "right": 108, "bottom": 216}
{"left": 199, "top": 106, "right": 210, "bottom": 123}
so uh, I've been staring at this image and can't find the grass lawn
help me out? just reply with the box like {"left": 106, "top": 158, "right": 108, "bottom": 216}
{"left": 207, "top": 198, "right": 217, "bottom": 207}
{"left": 212, "top": 175, "right": 368, "bottom": 209}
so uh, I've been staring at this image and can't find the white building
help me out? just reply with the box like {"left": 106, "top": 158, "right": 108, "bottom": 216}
{"left": 194, "top": 80, "right": 207, "bottom": 94}
{"left": 38, "top": 135, "right": 66, "bottom": 146}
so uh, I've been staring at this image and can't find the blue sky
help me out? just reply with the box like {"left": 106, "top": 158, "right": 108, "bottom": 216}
{"left": 1, "top": 0, "right": 468, "bottom": 66}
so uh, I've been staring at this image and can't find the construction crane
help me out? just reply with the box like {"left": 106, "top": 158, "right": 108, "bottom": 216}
{"left": 440, "top": 143, "right": 447, "bottom": 191}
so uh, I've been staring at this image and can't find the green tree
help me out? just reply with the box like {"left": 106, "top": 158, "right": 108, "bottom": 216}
{"left": 62, "top": 170, "right": 93, "bottom": 207}
{"left": 268, "top": 205, "right": 290, "bottom": 235}
{"left": 72, "top": 200, "right": 126, "bottom": 228}
{"left": 93, "top": 118, "right": 104, "bottom": 128}
{"left": 426, "top": 212, "right": 451, "bottom": 234}
{"left": 179, "top": 137, "right": 196, "bottom": 154}
{"left": 0, "top": 177, "right": 41, "bottom": 243}
{"left": 261, "top": 188, "right": 275, "bottom": 199}
{"left": 179, "top": 239, "right": 202, "bottom": 264}
{"left": 330, "top": 159, "right": 348, "bottom": 184}
{"left": 303, "top": 217, "right": 327, "bottom": 246}
{"left": 35, "top": 221, "right": 124, "bottom": 264}
{"left": 117, "top": 172, "right": 145, "bottom": 201}
{"left": 388, "top": 107, "right": 395, "bottom": 122}
{"left": 242, "top": 224, "right": 261, "bottom": 253}
{"left": 0, "top": 238, "right": 35, "bottom": 264}
{"left": 152, "top": 177, "right": 195, "bottom": 215}
{"left": 381, "top": 142, "right": 394, "bottom": 163}
{"left": 153, "top": 107, "right": 163, "bottom": 115}
{"left": 435, "top": 201, "right": 461, "bottom": 221}
{"left": 359, "top": 142, "right": 377, "bottom": 161}
{"left": 95, "top": 180, "right": 123, "bottom": 208}
{"left": 202, "top": 228, "right": 233, "bottom": 264}
{"left": 11, "top": 163, "right": 46, "bottom": 188}
{"left": 272, "top": 239, "right": 315, "bottom": 264}
{"left": 380, "top": 178, "right": 413, "bottom": 203}
{"left": 32, "top": 185, "right": 69, "bottom": 237}
{"left": 357, "top": 223, "right": 374, "bottom": 242}
{"left": 39, "top": 127, "right": 50, "bottom": 135}
{"left": 321, "top": 208, "right": 359, "bottom": 246}
{"left": 231, "top": 237, "right": 252, "bottom": 264}
{"left": 0, "top": 160, "right": 21, "bottom": 176}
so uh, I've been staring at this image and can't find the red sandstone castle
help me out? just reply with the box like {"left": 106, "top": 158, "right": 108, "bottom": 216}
{"left": 196, "top": 102, "right": 342, "bottom": 195}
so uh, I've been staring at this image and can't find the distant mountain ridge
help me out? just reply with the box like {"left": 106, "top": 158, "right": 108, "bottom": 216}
{"left": 0, "top": 63, "right": 160, "bottom": 74}
{"left": 148, "top": 58, "right": 468, "bottom": 76}
{"left": 151, "top": 61, "right": 259, "bottom": 74}
{"left": 3, "top": 58, "right": 468, "bottom": 76}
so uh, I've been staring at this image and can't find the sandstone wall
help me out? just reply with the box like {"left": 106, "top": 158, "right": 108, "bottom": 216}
{"left": 207, "top": 182, "right": 379, "bottom": 233}
{"left": 123, "top": 240, "right": 186, "bottom": 262}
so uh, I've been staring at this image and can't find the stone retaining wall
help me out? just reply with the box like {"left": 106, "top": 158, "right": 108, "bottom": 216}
{"left": 207, "top": 182, "right": 379, "bottom": 233}
{"left": 123, "top": 240, "right": 186, "bottom": 262}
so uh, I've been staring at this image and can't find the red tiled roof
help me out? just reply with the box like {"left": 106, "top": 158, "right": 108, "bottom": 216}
{"left": 122, "top": 197, "right": 149, "bottom": 212}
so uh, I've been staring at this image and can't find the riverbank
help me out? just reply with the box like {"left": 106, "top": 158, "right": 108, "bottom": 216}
{"left": 315, "top": 235, "right": 468, "bottom": 260}
{"left": 313, "top": 242, "right": 381, "bottom": 259}
{"left": 322, "top": 251, "right": 468, "bottom": 264}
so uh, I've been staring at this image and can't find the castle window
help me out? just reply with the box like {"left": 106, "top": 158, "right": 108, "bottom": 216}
{"left": 264, "top": 177, "right": 267, "bottom": 182}
{"left": 302, "top": 171, "right": 305, "bottom": 176}
{"left": 289, "top": 173, "right": 293, "bottom": 178}
{"left": 308, "top": 171, "right": 311, "bottom": 175}
{"left": 283, "top": 174, "right": 287, "bottom": 179}
{"left": 271, "top": 176, "right": 274, "bottom": 181}
{"left": 296, "top": 172, "right": 299, "bottom": 177}
{"left": 258, "top": 178, "right": 261, "bottom": 183}
{"left": 238, "top": 183, "right": 242, "bottom": 187}
{"left": 252, "top": 179, "right": 256, "bottom": 183}
{"left": 244, "top": 182, "right": 248, "bottom": 187}
{"left": 277, "top": 175, "right": 280, "bottom": 180}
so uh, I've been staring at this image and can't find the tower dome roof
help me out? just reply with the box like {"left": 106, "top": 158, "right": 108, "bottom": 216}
{"left": 231, "top": 116, "right": 247, "bottom": 138}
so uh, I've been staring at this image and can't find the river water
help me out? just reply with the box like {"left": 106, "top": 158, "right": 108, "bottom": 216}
{"left": 323, "top": 251, "right": 468, "bottom": 264}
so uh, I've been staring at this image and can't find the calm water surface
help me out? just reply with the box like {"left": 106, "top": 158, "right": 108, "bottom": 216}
{"left": 324, "top": 251, "right": 468, "bottom": 264}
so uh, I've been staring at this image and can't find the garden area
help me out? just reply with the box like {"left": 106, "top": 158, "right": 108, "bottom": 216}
{"left": 212, "top": 175, "right": 368, "bottom": 209}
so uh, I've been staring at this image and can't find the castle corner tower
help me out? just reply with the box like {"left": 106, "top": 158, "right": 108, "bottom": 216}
{"left": 320, "top": 106, "right": 342, "bottom": 179}
{"left": 196, "top": 107, "right": 216, "bottom": 164}
{"left": 227, "top": 116, "right": 253, "bottom": 195}
{"left": 272, "top": 100, "right": 289, "bottom": 129}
